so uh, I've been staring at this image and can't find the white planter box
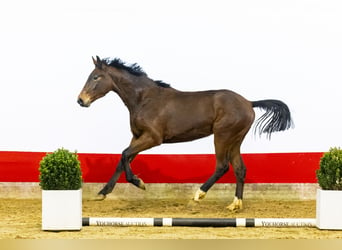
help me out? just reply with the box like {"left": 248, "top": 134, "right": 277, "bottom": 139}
{"left": 42, "top": 189, "right": 82, "bottom": 231}
{"left": 316, "top": 189, "right": 342, "bottom": 230}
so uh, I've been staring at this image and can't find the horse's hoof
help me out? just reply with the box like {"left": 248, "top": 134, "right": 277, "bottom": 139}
{"left": 226, "top": 197, "right": 243, "bottom": 211}
{"left": 131, "top": 176, "right": 146, "bottom": 190}
{"left": 193, "top": 189, "right": 206, "bottom": 201}
{"left": 90, "top": 193, "right": 106, "bottom": 201}
{"left": 138, "top": 178, "right": 146, "bottom": 190}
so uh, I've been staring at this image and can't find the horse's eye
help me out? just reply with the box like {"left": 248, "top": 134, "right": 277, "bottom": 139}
{"left": 93, "top": 75, "right": 100, "bottom": 81}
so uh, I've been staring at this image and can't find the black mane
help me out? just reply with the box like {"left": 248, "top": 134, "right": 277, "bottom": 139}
{"left": 103, "top": 57, "right": 171, "bottom": 88}
{"left": 154, "top": 80, "right": 171, "bottom": 88}
{"left": 103, "top": 58, "right": 146, "bottom": 76}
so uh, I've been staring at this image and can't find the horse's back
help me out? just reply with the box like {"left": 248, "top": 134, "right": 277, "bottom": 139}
{"left": 152, "top": 89, "right": 255, "bottom": 143}
{"left": 160, "top": 88, "right": 254, "bottom": 124}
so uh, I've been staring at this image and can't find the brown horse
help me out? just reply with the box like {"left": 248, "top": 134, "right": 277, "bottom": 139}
{"left": 77, "top": 56, "right": 293, "bottom": 210}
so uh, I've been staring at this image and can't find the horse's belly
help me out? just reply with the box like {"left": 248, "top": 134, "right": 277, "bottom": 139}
{"left": 163, "top": 125, "right": 212, "bottom": 143}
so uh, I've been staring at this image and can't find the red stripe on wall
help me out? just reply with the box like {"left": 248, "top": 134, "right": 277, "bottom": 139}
{"left": 0, "top": 151, "right": 322, "bottom": 183}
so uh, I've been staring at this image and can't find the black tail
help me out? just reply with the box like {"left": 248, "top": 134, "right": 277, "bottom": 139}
{"left": 252, "top": 99, "right": 293, "bottom": 139}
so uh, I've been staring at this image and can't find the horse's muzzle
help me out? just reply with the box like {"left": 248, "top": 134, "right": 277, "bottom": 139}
{"left": 77, "top": 97, "right": 89, "bottom": 107}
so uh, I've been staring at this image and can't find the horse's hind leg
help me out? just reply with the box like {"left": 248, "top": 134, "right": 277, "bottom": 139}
{"left": 193, "top": 160, "right": 229, "bottom": 201}
{"left": 193, "top": 131, "right": 247, "bottom": 211}
{"left": 226, "top": 147, "right": 246, "bottom": 211}
{"left": 193, "top": 134, "right": 230, "bottom": 201}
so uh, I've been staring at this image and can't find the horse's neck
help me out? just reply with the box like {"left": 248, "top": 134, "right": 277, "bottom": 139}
{"left": 112, "top": 73, "right": 154, "bottom": 112}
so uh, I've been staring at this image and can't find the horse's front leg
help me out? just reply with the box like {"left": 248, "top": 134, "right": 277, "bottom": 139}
{"left": 121, "top": 132, "right": 162, "bottom": 189}
{"left": 121, "top": 148, "right": 146, "bottom": 190}
{"left": 100, "top": 132, "right": 161, "bottom": 197}
{"left": 97, "top": 153, "right": 137, "bottom": 199}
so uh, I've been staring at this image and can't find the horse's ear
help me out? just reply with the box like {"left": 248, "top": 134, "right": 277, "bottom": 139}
{"left": 92, "top": 56, "right": 103, "bottom": 69}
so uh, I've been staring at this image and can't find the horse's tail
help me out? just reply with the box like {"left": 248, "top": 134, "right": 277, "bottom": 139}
{"left": 252, "top": 99, "right": 293, "bottom": 139}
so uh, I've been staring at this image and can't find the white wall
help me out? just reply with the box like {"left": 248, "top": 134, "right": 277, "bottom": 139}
{"left": 0, "top": 0, "right": 341, "bottom": 154}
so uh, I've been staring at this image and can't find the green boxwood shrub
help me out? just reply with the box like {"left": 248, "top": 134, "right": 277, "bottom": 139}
{"left": 316, "top": 147, "right": 342, "bottom": 190}
{"left": 39, "top": 148, "right": 82, "bottom": 190}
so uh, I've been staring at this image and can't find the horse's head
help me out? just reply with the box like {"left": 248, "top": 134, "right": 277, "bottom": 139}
{"left": 77, "top": 56, "right": 114, "bottom": 107}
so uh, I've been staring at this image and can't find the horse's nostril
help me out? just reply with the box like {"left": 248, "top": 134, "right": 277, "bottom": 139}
{"left": 77, "top": 98, "right": 84, "bottom": 106}
{"left": 78, "top": 97, "right": 90, "bottom": 107}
